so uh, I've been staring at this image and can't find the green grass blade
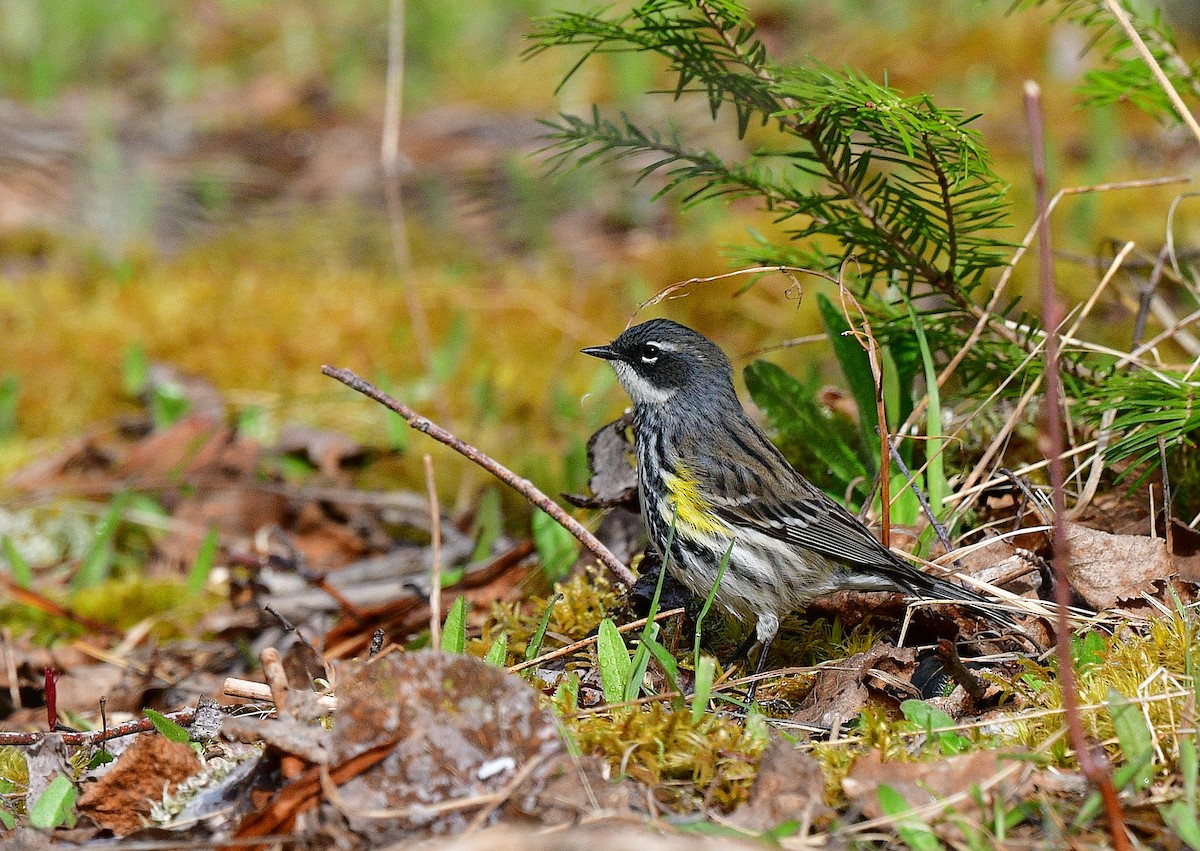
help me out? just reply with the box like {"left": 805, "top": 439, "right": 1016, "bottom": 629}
{"left": 524, "top": 593, "right": 562, "bottom": 665}
{"left": 73, "top": 492, "right": 131, "bottom": 591}
{"left": 185, "top": 528, "right": 219, "bottom": 597}
{"left": 693, "top": 541, "right": 734, "bottom": 673}
{"left": 691, "top": 654, "right": 715, "bottom": 725}
{"left": 1108, "top": 688, "right": 1155, "bottom": 791}
{"left": 484, "top": 633, "right": 508, "bottom": 667}
{"left": 2, "top": 535, "right": 32, "bottom": 588}
{"left": 442, "top": 596, "right": 467, "bottom": 654}
{"left": 817, "top": 292, "right": 878, "bottom": 462}
{"left": 907, "top": 299, "right": 947, "bottom": 520}
{"left": 597, "top": 618, "right": 633, "bottom": 705}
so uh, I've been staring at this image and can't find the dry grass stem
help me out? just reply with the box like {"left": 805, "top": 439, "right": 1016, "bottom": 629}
{"left": 424, "top": 453, "right": 443, "bottom": 651}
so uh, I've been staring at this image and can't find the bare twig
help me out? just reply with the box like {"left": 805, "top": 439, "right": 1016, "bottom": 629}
{"left": 381, "top": 0, "right": 435, "bottom": 379}
{"left": 1159, "top": 436, "right": 1174, "bottom": 554}
{"left": 836, "top": 287, "right": 890, "bottom": 541}
{"left": 935, "top": 639, "right": 987, "bottom": 702}
{"left": 1026, "top": 80, "right": 1130, "bottom": 850}
{"left": 224, "top": 677, "right": 337, "bottom": 711}
{"left": 635, "top": 265, "right": 826, "bottom": 314}
{"left": 322, "top": 366, "right": 634, "bottom": 585}
{"left": 887, "top": 443, "right": 955, "bottom": 555}
{"left": 260, "top": 647, "right": 290, "bottom": 716}
{"left": 0, "top": 707, "right": 202, "bottom": 746}
{"left": 423, "top": 453, "right": 443, "bottom": 651}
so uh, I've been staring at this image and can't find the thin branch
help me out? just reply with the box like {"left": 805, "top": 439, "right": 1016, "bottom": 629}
{"left": 322, "top": 366, "right": 634, "bottom": 586}
{"left": 0, "top": 707, "right": 202, "bottom": 746}
{"left": 381, "top": 0, "right": 434, "bottom": 380}
{"left": 888, "top": 443, "right": 955, "bottom": 555}
{"left": 1025, "top": 79, "right": 1130, "bottom": 850}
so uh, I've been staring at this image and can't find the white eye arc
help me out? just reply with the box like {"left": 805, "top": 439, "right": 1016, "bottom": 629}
{"left": 639, "top": 342, "right": 661, "bottom": 364}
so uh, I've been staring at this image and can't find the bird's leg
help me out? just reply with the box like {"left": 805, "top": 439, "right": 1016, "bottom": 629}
{"left": 742, "top": 636, "right": 773, "bottom": 708}
{"left": 722, "top": 631, "right": 759, "bottom": 669}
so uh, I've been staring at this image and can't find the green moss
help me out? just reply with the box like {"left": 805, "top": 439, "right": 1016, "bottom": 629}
{"left": 569, "top": 703, "right": 766, "bottom": 812}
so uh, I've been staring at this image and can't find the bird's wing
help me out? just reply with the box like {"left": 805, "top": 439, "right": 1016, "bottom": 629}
{"left": 681, "top": 423, "right": 894, "bottom": 568}
{"left": 710, "top": 472, "right": 896, "bottom": 568}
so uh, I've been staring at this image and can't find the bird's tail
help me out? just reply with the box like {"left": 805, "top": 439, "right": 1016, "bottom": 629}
{"left": 876, "top": 560, "right": 1025, "bottom": 635}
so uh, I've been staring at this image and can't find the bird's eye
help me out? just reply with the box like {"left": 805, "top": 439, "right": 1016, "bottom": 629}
{"left": 639, "top": 343, "right": 660, "bottom": 364}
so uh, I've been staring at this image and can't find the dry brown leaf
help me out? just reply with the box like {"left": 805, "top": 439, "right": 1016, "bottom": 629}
{"left": 563, "top": 415, "right": 638, "bottom": 511}
{"left": 842, "top": 748, "right": 1014, "bottom": 819}
{"left": 1064, "top": 522, "right": 1175, "bottom": 610}
{"left": 77, "top": 734, "right": 203, "bottom": 835}
{"left": 727, "top": 735, "right": 829, "bottom": 831}
{"left": 791, "top": 645, "right": 916, "bottom": 729}
{"left": 312, "top": 651, "right": 563, "bottom": 843}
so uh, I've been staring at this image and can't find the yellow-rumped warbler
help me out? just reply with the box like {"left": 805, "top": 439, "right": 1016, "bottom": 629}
{"left": 583, "top": 319, "right": 1019, "bottom": 695}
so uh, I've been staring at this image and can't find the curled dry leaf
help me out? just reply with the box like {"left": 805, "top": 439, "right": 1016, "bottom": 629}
{"left": 1063, "top": 522, "right": 1177, "bottom": 611}
{"left": 562, "top": 415, "right": 638, "bottom": 511}
{"left": 791, "top": 645, "right": 916, "bottom": 730}
{"left": 727, "top": 735, "right": 829, "bottom": 831}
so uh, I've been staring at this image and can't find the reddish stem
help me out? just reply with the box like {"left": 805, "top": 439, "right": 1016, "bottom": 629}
{"left": 1025, "top": 80, "right": 1129, "bottom": 850}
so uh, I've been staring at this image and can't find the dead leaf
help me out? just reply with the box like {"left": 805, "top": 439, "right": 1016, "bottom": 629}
{"left": 727, "top": 735, "right": 829, "bottom": 830}
{"left": 843, "top": 748, "right": 1014, "bottom": 820}
{"left": 326, "top": 651, "right": 563, "bottom": 841}
{"left": 791, "top": 645, "right": 916, "bottom": 730}
{"left": 237, "top": 650, "right": 564, "bottom": 845}
{"left": 527, "top": 755, "right": 645, "bottom": 827}
{"left": 77, "top": 734, "right": 203, "bottom": 835}
{"left": 562, "top": 415, "right": 638, "bottom": 511}
{"left": 1064, "top": 522, "right": 1175, "bottom": 610}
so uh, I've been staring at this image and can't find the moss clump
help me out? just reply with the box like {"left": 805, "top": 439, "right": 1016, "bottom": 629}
{"left": 569, "top": 702, "right": 767, "bottom": 812}
{"left": 482, "top": 568, "right": 620, "bottom": 660}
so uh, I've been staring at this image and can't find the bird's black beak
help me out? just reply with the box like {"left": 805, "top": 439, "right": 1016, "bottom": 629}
{"left": 581, "top": 344, "right": 620, "bottom": 361}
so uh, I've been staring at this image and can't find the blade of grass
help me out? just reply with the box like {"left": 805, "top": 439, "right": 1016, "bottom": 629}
{"left": 691, "top": 654, "right": 715, "bottom": 725}
{"left": 484, "top": 633, "right": 508, "bottom": 667}
{"left": 442, "top": 596, "right": 467, "bottom": 654}
{"left": 597, "top": 617, "right": 632, "bottom": 705}
{"left": 185, "top": 528, "right": 218, "bottom": 598}
{"left": 907, "top": 299, "right": 947, "bottom": 520}
{"left": 693, "top": 541, "right": 734, "bottom": 673}
{"left": 2, "top": 536, "right": 32, "bottom": 589}
{"left": 523, "top": 593, "right": 562, "bottom": 669}
{"left": 73, "top": 492, "right": 131, "bottom": 591}
{"left": 623, "top": 507, "right": 678, "bottom": 703}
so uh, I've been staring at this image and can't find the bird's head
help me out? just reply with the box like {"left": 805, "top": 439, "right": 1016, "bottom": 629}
{"left": 582, "top": 319, "right": 734, "bottom": 407}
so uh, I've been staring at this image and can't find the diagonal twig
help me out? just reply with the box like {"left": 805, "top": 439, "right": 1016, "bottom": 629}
{"left": 322, "top": 366, "right": 634, "bottom": 586}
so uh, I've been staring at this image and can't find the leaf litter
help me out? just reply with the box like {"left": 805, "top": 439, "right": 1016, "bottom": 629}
{"left": 1, "top": 383, "right": 1199, "bottom": 848}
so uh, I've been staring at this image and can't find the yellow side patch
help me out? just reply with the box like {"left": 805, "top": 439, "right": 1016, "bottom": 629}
{"left": 664, "top": 467, "right": 729, "bottom": 535}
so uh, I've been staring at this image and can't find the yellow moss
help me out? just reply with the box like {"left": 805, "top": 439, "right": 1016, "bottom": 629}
{"left": 481, "top": 568, "right": 620, "bottom": 660}
{"left": 569, "top": 703, "right": 766, "bottom": 812}
{"left": 995, "top": 612, "right": 1200, "bottom": 779}
{"left": 69, "top": 578, "right": 217, "bottom": 637}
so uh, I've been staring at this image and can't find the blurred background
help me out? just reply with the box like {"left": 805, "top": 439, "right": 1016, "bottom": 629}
{"left": 1, "top": 0, "right": 1197, "bottom": 506}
